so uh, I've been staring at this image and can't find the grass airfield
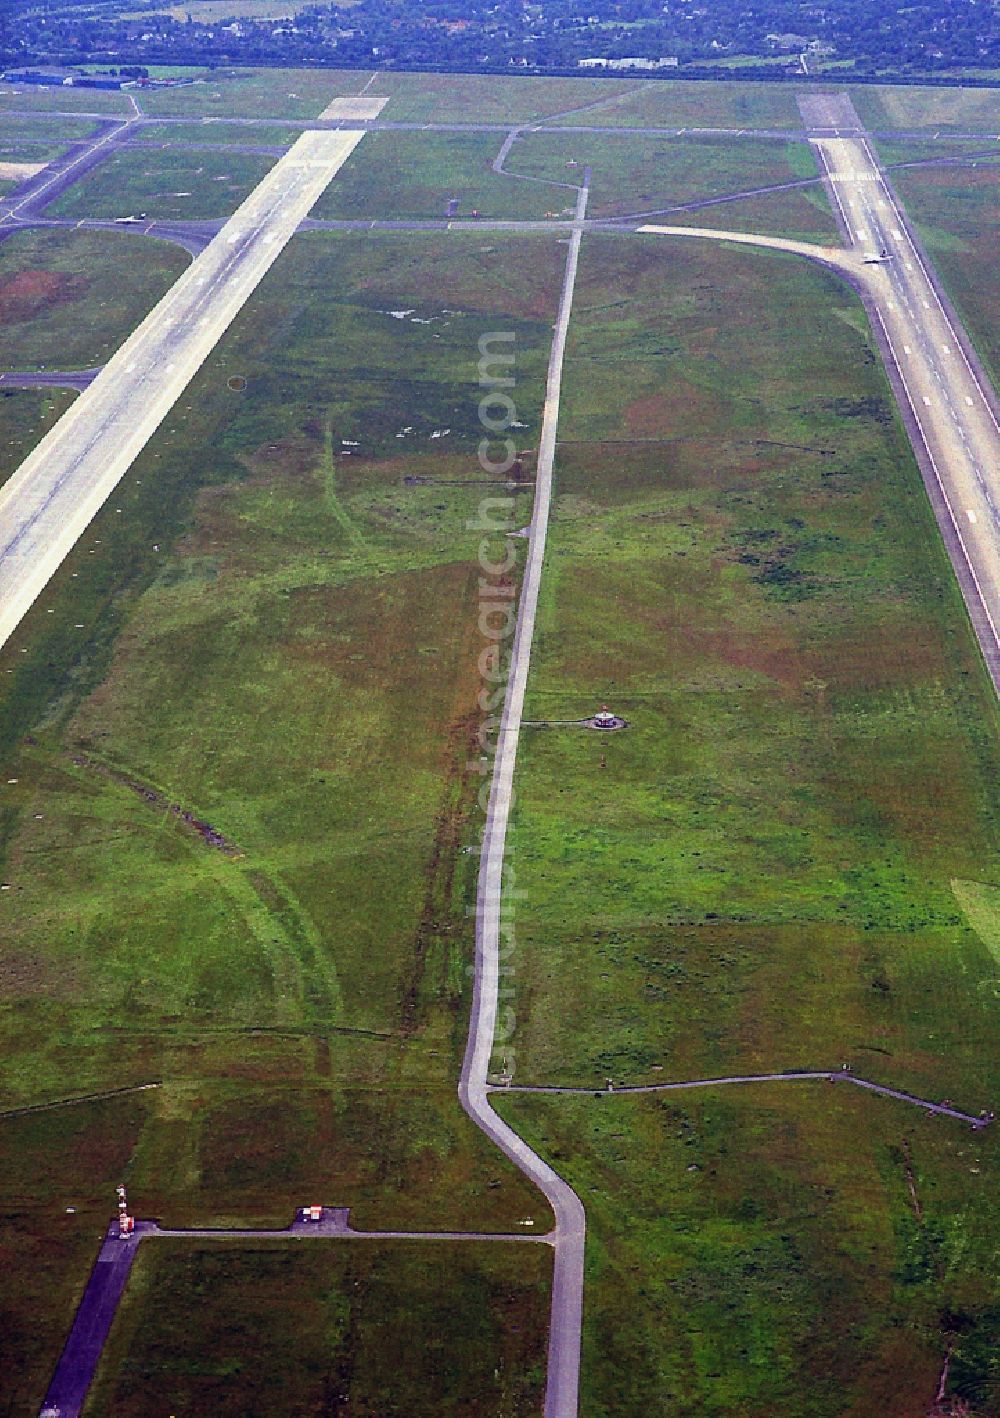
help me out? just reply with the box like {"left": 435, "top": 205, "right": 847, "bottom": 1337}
{"left": 0, "top": 228, "right": 188, "bottom": 372}
{"left": 497, "top": 231, "right": 1000, "bottom": 1412}
{"left": 0, "top": 66, "right": 997, "bottom": 1416}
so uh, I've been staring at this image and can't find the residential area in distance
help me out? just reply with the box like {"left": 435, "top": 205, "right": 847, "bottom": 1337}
{"left": 2, "top": 0, "right": 998, "bottom": 81}
{"left": 0, "top": 41, "right": 997, "bottom": 1418}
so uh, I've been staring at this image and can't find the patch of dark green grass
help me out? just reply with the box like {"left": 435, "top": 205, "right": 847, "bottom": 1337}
{"left": 497, "top": 1087, "right": 999, "bottom": 1417}
{"left": 84, "top": 1242, "right": 549, "bottom": 1417}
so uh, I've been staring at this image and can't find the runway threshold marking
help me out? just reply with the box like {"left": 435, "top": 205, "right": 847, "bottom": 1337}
{"left": 0, "top": 128, "right": 365, "bottom": 652}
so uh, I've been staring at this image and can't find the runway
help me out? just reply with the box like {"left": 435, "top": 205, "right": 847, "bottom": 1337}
{"left": 0, "top": 128, "right": 363, "bottom": 653}
{"left": 800, "top": 92, "right": 1000, "bottom": 688}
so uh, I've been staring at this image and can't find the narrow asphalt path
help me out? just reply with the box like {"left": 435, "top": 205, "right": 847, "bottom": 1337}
{"left": 148, "top": 1210, "right": 551, "bottom": 1243}
{"left": 502, "top": 1071, "right": 992, "bottom": 1128}
{"left": 39, "top": 1225, "right": 141, "bottom": 1418}
{"left": 0, "top": 368, "right": 101, "bottom": 391}
{"left": 459, "top": 174, "right": 591, "bottom": 1418}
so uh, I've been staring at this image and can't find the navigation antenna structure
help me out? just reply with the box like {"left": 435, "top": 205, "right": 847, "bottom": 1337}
{"left": 116, "top": 1183, "right": 134, "bottom": 1238}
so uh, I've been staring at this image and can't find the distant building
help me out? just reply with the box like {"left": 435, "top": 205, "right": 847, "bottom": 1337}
{"left": 3, "top": 66, "right": 125, "bottom": 89}
{"left": 578, "top": 56, "right": 678, "bottom": 70}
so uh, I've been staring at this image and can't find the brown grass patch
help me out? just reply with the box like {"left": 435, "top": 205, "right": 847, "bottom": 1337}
{"left": 0, "top": 268, "right": 87, "bottom": 324}
{"left": 621, "top": 381, "right": 727, "bottom": 439}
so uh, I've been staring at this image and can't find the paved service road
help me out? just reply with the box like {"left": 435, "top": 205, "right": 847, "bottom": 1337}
{"left": 460, "top": 178, "right": 590, "bottom": 1418}
{"left": 39, "top": 1225, "right": 141, "bottom": 1418}
{"left": 638, "top": 221, "right": 855, "bottom": 270}
{"left": 504, "top": 1070, "right": 992, "bottom": 1128}
{"left": 0, "top": 369, "right": 101, "bottom": 391}
{"left": 0, "top": 129, "right": 363, "bottom": 653}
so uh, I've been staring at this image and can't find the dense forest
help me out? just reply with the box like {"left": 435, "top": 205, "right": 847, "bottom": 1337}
{"left": 2, "top": 0, "right": 998, "bottom": 82}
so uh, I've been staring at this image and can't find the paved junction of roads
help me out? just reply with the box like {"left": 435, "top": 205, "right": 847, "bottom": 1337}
{"left": 0, "top": 83, "right": 996, "bottom": 1418}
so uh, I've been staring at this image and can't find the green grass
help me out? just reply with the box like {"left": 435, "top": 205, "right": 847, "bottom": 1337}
{"left": 853, "top": 84, "right": 1000, "bottom": 133}
{"left": 890, "top": 161, "right": 1000, "bottom": 390}
{"left": 308, "top": 129, "right": 838, "bottom": 232}
{"left": 360, "top": 70, "right": 641, "bottom": 125}
{"left": 47, "top": 146, "right": 278, "bottom": 220}
{"left": 0, "top": 82, "right": 132, "bottom": 115}
{"left": 664, "top": 183, "right": 839, "bottom": 244}
{"left": 0, "top": 387, "right": 76, "bottom": 488}
{"left": 872, "top": 137, "right": 1000, "bottom": 167}
{"left": 497, "top": 1088, "right": 999, "bottom": 1416}
{"left": 84, "top": 1242, "right": 549, "bottom": 1417}
{"left": 309, "top": 130, "right": 555, "bottom": 222}
{"left": 546, "top": 77, "right": 802, "bottom": 130}
{"left": 504, "top": 232, "right": 1000, "bottom": 1105}
{"left": 507, "top": 131, "right": 838, "bottom": 239}
{"left": 135, "top": 66, "right": 368, "bottom": 119}
{"left": 0, "top": 228, "right": 565, "bottom": 1408}
{"left": 0, "top": 115, "right": 101, "bottom": 146}
{"left": 0, "top": 114, "right": 100, "bottom": 162}
{"left": 0, "top": 229, "right": 188, "bottom": 372}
